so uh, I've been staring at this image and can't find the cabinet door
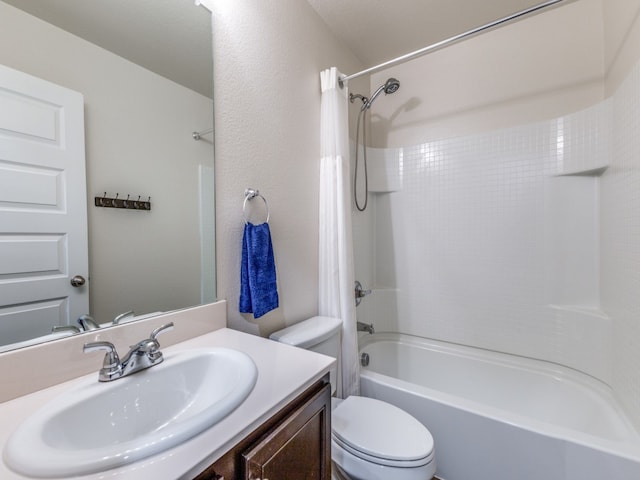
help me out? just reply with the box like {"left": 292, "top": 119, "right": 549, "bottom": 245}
{"left": 242, "top": 383, "right": 331, "bottom": 480}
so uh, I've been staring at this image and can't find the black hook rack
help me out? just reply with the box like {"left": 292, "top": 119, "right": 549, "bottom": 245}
{"left": 95, "top": 193, "right": 151, "bottom": 211}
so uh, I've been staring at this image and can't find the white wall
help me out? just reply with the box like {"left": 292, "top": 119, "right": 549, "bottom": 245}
{"left": 212, "top": 0, "right": 365, "bottom": 336}
{"left": 603, "top": 0, "right": 640, "bottom": 94}
{"left": 369, "top": 0, "right": 605, "bottom": 147}
{"left": 601, "top": 0, "right": 640, "bottom": 431}
{"left": 601, "top": 53, "right": 640, "bottom": 433}
{"left": 0, "top": 2, "right": 214, "bottom": 324}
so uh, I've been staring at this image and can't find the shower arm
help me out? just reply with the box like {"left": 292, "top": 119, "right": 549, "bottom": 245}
{"left": 350, "top": 93, "right": 369, "bottom": 111}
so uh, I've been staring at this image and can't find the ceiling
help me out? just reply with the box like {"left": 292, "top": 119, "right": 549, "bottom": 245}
{"left": 2, "top": 0, "right": 568, "bottom": 98}
{"left": 1, "top": 0, "right": 213, "bottom": 98}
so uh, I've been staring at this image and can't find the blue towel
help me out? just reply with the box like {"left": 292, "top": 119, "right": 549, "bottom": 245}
{"left": 239, "top": 222, "right": 279, "bottom": 318}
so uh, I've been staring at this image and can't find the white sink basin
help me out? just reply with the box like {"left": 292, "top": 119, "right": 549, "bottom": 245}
{"left": 4, "top": 348, "right": 257, "bottom": 478}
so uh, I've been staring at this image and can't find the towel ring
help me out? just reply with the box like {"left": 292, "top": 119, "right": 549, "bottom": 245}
{"left": 243, "top": 188, "right": 270, "bottom": 224}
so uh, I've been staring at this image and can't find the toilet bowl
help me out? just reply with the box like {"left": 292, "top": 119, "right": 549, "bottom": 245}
{"left": 331, "top": 396, "right": 435, "bottom": 480}
{"left": 270, "top": 317, "right": 436, "bottom": 480}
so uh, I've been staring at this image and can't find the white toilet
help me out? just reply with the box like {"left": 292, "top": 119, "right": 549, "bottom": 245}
{"left": 270, "top": 316, "right": 436, "bottom": 480}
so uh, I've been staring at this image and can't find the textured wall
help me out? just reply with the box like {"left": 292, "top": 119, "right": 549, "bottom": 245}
{"left": 212, "top": 0, "right": 365, "bottom": 336}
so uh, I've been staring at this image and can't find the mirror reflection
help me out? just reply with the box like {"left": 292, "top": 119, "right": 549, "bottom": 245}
{"left": 0, "top": 0, "right": 215, "bottom": 352}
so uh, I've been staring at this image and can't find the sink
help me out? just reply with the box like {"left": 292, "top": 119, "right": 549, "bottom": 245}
{"left": 4, "top": 348, "right": 258, "bottom": 478}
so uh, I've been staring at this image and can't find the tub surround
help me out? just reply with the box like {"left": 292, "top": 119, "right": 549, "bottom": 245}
{"left": 355, "top": 1, "right": 640, "bottom": 431}
{"left": 355, "top": 56, "right": 640, "bottom": 425}
{"left": 356, "top": 95, "right": 613, "bottom": 384}
{"left": 0, "top": 322, "right": 334, "bottom": 479}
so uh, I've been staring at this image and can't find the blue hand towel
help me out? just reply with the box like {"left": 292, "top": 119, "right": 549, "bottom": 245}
{"left": 239, "top": 222, "right": 279, "bottom": 318}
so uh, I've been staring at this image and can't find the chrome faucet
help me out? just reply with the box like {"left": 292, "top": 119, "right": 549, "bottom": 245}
{"left": 77, "top": 314, "right": 100, "bottom": 331}
{"left": 357, "top": 321, "right": 375, "bottom": 334}
{"left": 83, "top": 322, "right": 174, "bottom": 382}
{"left": 52, "top": 325, "right": 81, "bottom": 334}
{"left": 112, "top": 310, "right": 135, "bottom": 325}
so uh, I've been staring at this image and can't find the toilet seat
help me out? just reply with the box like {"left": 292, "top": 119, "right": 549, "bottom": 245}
{"left": 332, "top": 435, "right": 434, "bottom": 468}
{"left": 332, "top": 396, "right": 434, "bottom": 468}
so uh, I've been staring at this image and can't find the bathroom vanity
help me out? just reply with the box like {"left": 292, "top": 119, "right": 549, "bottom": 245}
{"left": 0, "top": 304, "right": 335, "bottom": 479}
{"left": 196, "top": 378, "right": 331, "bottom": 479}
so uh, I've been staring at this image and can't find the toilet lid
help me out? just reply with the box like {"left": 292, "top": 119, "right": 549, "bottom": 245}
{"left": 268, "top": 316, "right": 342, "bottom": 348}
{"left": 332, "top": 396, "right": 434, "bottom": 463}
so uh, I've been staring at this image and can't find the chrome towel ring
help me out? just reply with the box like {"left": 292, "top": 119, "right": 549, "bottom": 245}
{"left": 243, "top": 188, "right": 270, "bottom": 224}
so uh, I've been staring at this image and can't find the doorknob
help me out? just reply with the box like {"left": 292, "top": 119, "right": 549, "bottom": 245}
{"left": 70, "top": 275, "right": 86, "bottom": 287}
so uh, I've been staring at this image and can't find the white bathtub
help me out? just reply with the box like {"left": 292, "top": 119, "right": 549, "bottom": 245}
{"left": 358, "top": 333, "right": 640, "bottom": 480}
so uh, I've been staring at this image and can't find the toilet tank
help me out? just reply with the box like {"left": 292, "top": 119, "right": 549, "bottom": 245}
{"left": 269, "top": 316, "right": 342, "bottom": 394}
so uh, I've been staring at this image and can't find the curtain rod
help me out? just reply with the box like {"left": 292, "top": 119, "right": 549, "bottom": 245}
{"left": 194, "top": 0, "right": 214, "bottom": 13}
{"left": 339, "top": 0, "right": 576, "bottom": 85}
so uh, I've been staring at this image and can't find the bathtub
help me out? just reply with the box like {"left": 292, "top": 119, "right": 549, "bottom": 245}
{"left": 358, "top": 333, "right": 640, "bottom": 480}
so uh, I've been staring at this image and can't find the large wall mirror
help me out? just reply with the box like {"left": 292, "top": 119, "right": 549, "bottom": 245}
{"left": 0, "top": 0, "right": 215, "bottom": 352}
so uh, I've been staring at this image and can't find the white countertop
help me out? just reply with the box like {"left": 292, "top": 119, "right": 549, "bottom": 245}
{"left": 0, "top": 328, "right": 335, "bottom": 479}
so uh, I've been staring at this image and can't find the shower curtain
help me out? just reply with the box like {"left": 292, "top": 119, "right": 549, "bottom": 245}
{"left": 319, "top": 67, "right": 359, "bottom": 398}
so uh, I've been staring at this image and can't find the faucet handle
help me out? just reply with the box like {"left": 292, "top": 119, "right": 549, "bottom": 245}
{"left": 150, "top": 322, "right": 174, "bottom": 343}
{"left": 83, "top": 341, "right": 120, "bottom": 367}
{"left": 112, "top": 310, "right": 135, "bottom": 325}
{"left": 83, "top": 341, "right": 123, "bottom": 381}
{"left": 77, "top": 314, "right": 99, "bottom": 331}
{"left": 128, "top": 322, "right": 174, "bottom": 364}
{"left": 52, "top": 325, "right": 81, "bottom": 334}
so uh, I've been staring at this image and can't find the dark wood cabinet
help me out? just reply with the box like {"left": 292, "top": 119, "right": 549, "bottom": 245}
{"left": 194, "top": 376, "right": 331, "bottom": 480}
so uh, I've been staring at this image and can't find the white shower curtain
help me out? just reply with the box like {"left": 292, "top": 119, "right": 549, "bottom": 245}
{"left": 319, "top": 67, "right": 359, "bottom": 398}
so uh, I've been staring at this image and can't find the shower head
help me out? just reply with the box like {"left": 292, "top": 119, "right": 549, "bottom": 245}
{"left": 364, "top": 77, "right": 400, "bottom": 110}
{"left": 384, "top": 77, "right": 400, "bottom": 94}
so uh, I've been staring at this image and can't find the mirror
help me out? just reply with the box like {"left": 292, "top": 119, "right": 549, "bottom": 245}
{"left": 0, "top": 0, "right": 215, "bottom": 351}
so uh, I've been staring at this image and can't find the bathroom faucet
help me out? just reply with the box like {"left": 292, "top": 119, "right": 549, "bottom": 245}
{"left": 77, "top": 314, "right": 100, "bottom": 331}
{"left": 112, "top": 310, "right": 135, "bottom": 325}
{"left": 51, "top": 325, "right": 81, "bottom": 334}
{"left": 357, "top": 321, "right": 375, "bottom": 334}
{"left": 83, "top": 322, "right": 174, "bottom": 382}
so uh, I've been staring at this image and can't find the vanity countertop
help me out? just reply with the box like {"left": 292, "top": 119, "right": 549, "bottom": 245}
{"left": 0, "top": 327, "right": 335, "bottom": 479}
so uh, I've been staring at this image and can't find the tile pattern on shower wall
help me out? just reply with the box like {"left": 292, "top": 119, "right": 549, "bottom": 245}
{"left": 602, "top": 59, "right": 640, "bottom": 428}
{"left": 366, "top": 95, "right": 613, "bottom": 382}
{"left": 555, "top": 100, "right": 612, "bottom": 175}
{"left": 393, "top": 126, "right": 555, "bottom": 360}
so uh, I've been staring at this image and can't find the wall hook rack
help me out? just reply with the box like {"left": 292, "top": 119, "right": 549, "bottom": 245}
{"left": 95, "top": 192, "right": 151, "bottom": 211}
{"left": 192, "top": 127, "right": 213, "bottom": 140}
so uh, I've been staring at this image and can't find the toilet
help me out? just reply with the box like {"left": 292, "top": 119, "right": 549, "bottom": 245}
{"left": 270, "top": 316, "right": 436, "bottom": 480}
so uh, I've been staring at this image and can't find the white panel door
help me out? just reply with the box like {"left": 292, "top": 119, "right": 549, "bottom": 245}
{"left": 0, "top": 64, "right": 88, "bottom": 345}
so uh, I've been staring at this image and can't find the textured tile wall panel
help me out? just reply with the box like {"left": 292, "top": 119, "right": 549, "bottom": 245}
{"left": 602, "top": 59, "right": 640, "bottom": 428}
{"left": 358, "top": 59, "right": 640, "bottom": 426}
{"left": 361, "top": 77, "right": 613, "bottom": 384}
